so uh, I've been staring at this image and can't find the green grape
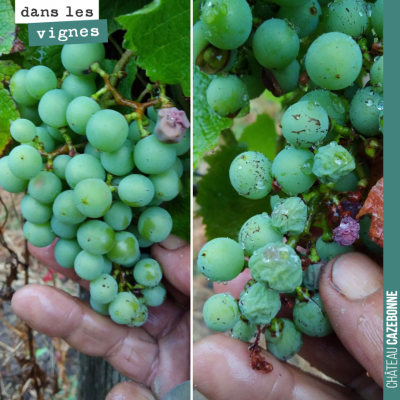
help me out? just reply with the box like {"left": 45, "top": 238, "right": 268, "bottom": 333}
{"left": 206, "top": 75, "right": 248, "bottom": 117}
{"left": 193, "top": 21, "right": 210, "bottom": 61}
{"left": 149, "top": 169, "right": 181, "bottom": 202}
{"left": 53, "top": 155, "right": 71, "bottom": 180}
{"left": 241, "top": 68, "right": 264, "bottom": 100}
{"left": 0, "top": 157, "right": 29, "bottom": 193}
{"left": 8, "top": 145, "right": 43, "bottom": 180}
{"left": 325, "top": 0, "right": 370, "bottom": 38}
{"left": 359, "top": 215, "right": 383, "bottom": 254}
{"left": 128, "top": 304, "right": 149, "bottom": 327}
{"left": 54, "top": 239, "right": 82, "bottom": 268}
{"left": 253, "top": 0, "right": 274, "bottom": 20}
{"left": 264, "top": 60, "right": 300, "bottom": 97}
{"left": 274, "top": 0, "right": 310, "bottom": 6}
{"left": 107, "top": 231, "right": 140, "bottom": 266}
{"left": 102, "top": 257, "right": 113, "bottom": 274}
{"left": 197, "top": 237, "right": 244, "bottom": 282}
{"left": 200, "top": 0, "right": 252, "bottom": 50}
{"left": 239, "top": 213, "right": 283, "bottom": 257}
{"left": 231, "top": 319, "right": 257, "bottom": 342}
{"left": 147, "top": 106, "right": 159, "bottom": 122}
{"left": 315, "top": 236, "right": 354, "bottom": 261}
{"left": 90, "top": 274, "right": 118, "bottom": 304}
{"left": 317, "top": 0, "right": 331, "bottom": 5}
{"left": 103, "top": 201, "right": 132, "bottom": 231}
{"left": 306, "top": 32, "right": 362, "bottom": 90}
{"left": 147, "top": 198, "right": 163, "bottom": 207}
{"left": 281, "top": 101, "right": 329, "bottom": 148}
{"left": 344, "top": 82, "right": 361, "bottom": 102}
{"left": 142, "top": 283, "right": 166, "bottom": 307}
{"left": 249, "top": 243, "right": 303, "bottom": 293}
{"left": 171, "top": 157, "right": 184, "bottom": 178}
{"left": 62, "top": 74, "right": 97, "bottom": 98}
{"left": 61, "top": 43, "right": 105, "bottom": 76}
{"left": 26, "top": 66, "right": 58, "bottom": 100}
{"left": 239, "top": 282, "right": 281, "bottom": 324}
{"left": 301, "top": 90, "right": 348, "bottom": 126}
{"left": 203, "top": 293, "right": 240, "bottom": 332}
{"left": 28, "top": 171, "right": 62, "bottom": 204}
{"left": 53, "top": 190, "right": 87, "bottom": 224}
{"left": 10, "top": 119, "right": 37, "bottom": 143}
{"left": 133, "top": 259, "right": 163, "bottom": 287}
{"left": 312, "top": 142, "right": 355, "bottom": 183}
{"left": 333, "top": 170, "right": 359, "bottom": 192}
{"left": 38, "top": 89, "right": 73, "bottom": 128}
{"left": 23, "top": 221, "right": 55, "bottom": 247}
{"left": 36, "top": 126, "right": 55, "bottom": 152}
{"left": 229, "top": 151, "right": 272, "bottom": 199}
{"left": 265, "top": 318, "right": 303, "bottom": 361}
{"left": 134, "top": 135, "right": 177, "bottom": 174}
{"left": 66, "top": 96, "right": 101, "bottom": 135}
{"left": 100, "top": 140, "right": 134, "bottom": 176}
{"left": 17, "top": 103, "right": 42, "bottom": 126}
{"left": 171, "top": 133, "right": 190, "bottom": 156}
{"left": 272, "top": 147, "right": 316, "bottom": 195}
{"left": 127, "top": 225, "right": 153, "bottom": 248}
{"left": 118, "top": 174, "right": 155, "bottom": 207}
{"left": 253, "top": 19, "right": 300, "bottom": 69}
{"left": 90, "top": 297, "right": 110, "bottom": 316}
{"left": 74, "top": 250, "right": 104, "bottom": 281}
{"left": 84, "top": 143, "right": 101, "bottom": 159}
{"left": 86, "top": 109, "right": 129, "bottom": 152}
{"left": 50, "top": 215, "right": 80, "bottom": 239}
{"left": 10, "top": 70, "right": 38, "bottom": 106}
{"left": 20, "top": 194, "right": 52, "bottom": 224}
{"left": 128, "top": 121, "right": 141, "bottom": 142}
{"left": 73, "top": 178, "right": 112, "bottom": 218}
{"left": 77, "top": 220, "right": 115, "bottom": 255}
{"left": 371, "top": 0, "right": 383, "bottom": 39}
{"left": 379, "top": 109, "right": 384, "bottom": 134}
{"left": 271, "top": 197, "right": 308, "bottom": 235}
{"left": 109, "top": 292, "right": 140, "bottom": 325}
{"left": 277, "top": 0, "right": 322, "bottom": 39}
{"left": 138, "top": 207, "right": 173, "bottom": 243}
{"left": 65, "top": 154, "right": 105, "bottom": 189}
{"left": 293, "top": 293, "right": 333, "bottom": 337}
{"left": 370, "top": 56, "right": 384, "bottom": 94}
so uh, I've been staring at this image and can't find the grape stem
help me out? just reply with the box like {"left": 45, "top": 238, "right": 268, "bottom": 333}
{"left": 286, "top": 235, "right": 300, "bottom": 249}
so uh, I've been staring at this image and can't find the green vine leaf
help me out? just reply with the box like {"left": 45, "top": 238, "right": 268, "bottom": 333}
{"left": 193, "top": 66, "right": 233, "bottom": 167}
{"left": 116, "top": 0, "right": 190, "bottom": 96}
{"left": 118, "top": 58, "right": 137, "bottom": 100}
{"left": 0, "top": 83, "right": 19, "bottom": 156}
{"left": 196, "top": 143, "right": 272, "bottom": 241}
{"left": 0, "top": 59, "right": 21, "bottom": 81}
{"left": 0, "top": 0, "right": 16, "bottom": 56}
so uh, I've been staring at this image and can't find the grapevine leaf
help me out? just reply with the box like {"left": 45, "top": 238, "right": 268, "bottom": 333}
{"left": 193, "top": 67, "right": 233, "bottom": 167}
{"left": 164, "top": 173, "right": 190, "bottom": 241}
{"left": 0, "top": 59, "right": 21, "bottom": 81}
{"left": 116, "top": 0, "right": 190, "bottom": 96}
{"left": 0, "top": 83, "right": 19, "bottom": 156}
{"left": 0, "top": 0, "right": 16, "bottom": 56}
{"left": 118, "top": 58, "right": 137, "bottom": 100}
{"left": 196, "top": 143, "right": 272, "bottom": 241}
{"left": 101, "top": 59, "right": 117, "bottom": 75}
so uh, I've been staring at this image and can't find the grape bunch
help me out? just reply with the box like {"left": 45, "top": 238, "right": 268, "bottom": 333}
{"left": 196, "top": 0, "right": 383, "bottom": 365}
{"left": 1, "top": 43, "right": 190, "bottom": 328}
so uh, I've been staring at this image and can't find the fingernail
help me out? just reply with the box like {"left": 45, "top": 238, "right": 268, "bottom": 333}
{"left": 160, "top": 234, "right": 189, "bottom": 250}
{"left": 331, "top": 253, "right": 383, "bottom": 300}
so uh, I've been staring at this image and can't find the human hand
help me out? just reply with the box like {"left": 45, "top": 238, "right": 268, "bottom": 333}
{"left": 194, "top": 252, "right": 383, "bottom": 400}
{"left": 11, "top": 235, "right": 190, "bottom": 400}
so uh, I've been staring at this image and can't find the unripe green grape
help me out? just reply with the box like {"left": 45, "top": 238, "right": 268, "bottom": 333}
{"left": 127, "top": 225, "right": 153, "bottom": 248}
{"left": 86, "top": 109, "right": 129, "bottom": 152}
{"left": 66, "top": 96, "right": 101, "bottom": 135}
{"left": 281, "top": 101, "right": 329, "bottom": 148}
{"left": 317, "top": 0, "right": 331, "bottom": 5}
{"left": 229, "top": 151, "right": 272, "bottom": 200}
{"left": 62, "top": 74, "right": 97, "bottom": 98}
{"left": 26, "top": 66, "right": 58, "bottom": 100}
{"left": 133, "top": 259, "right": 163, "bottom": 287}
{"left": 46, "top": 125, "right": 65, "bottom": 142}
{"left": 206, "top": 75, "right": 248, "bottom": 117}
{"left": 10, "top": 119, "right": 37, "bottom": 143}
{"left": 54, "top": 239, "right": 82, "bottom": 268}
{"left": 200, "top": 0, "right": 252, "bottom": 50}
{"left": 231, "top": 319, "right": 257, "bottom": 342}
{"left": 74, "top": 250, "right": 104, "bottom": 281}
{"left": 84, "top": 143, "right": 101, "bottom": 159}
{"left": 109, "top": 292, "right": 140, "bottom": 325}
{"left": 17, "top": 103, "right": 42, "bottom": 126}
{"left": 316, "top": 236, "right": 354, "bottom": 261}
{"left": 36, "top": 126, "right": 55, "bottom": 153}
{"left": 107, "top": 231, "right": 140, "bottom": 266}
{"left": 379, "top": 109, "right": 384, "bottom": 134}
{"left": 53, "top": 190, "right": 86, "bottom": 224}
{"left": 10, "top": 70, "right": 38, "bottom": 106}
{"left": 241, "top": 67, "right": 264, "bottom": 100}
{"left": 23, "top": 221, "right": 56, "bottom": 247}
{"left": 171, "top": 133, "right": 190, "bottom": 156}
{"left": 118, "top": 174, "right": 155, "bottom": 207}
{"left": 193, "top": 21, "right": 210, "bottom": 61}
{"left": 20, "top": 194, "right": 53, "bottom": 224}
{"left": 128, "top": 121, "right": 141, "bottom": 142}
{"left": 149, "top": 169, "right": 181, "bottom": 202}
{"left": 171, "top": 157, "right": 184, "bottom": 178}
{"left": 8, "top": 145, "right": 43, "bottom": 180}
{"left": 38, "top": 89, "right": 73, "bottom": 128}
{"left": 134, "top": 135, "right": 177, "bottom": 174}
{"left": 103, "top": 201, "right": 132, "bottom": 231}
{"left": 0, "top": 157, "right": 29, "bottom": 193}
{"left": 264, "top": 60, "right": 300, "bottom": 97}
{"left": 271, "top": 197, "right": 308, "bottom": 235}
{"left": 65, "top": 154, "right": 105, "bottom": 189}
{"left": 239, "top": 213, "right": 283, "bottom": 257}
{"left": 359, "top": 215, "right": 383, "bottom": 254}
{"left": 50, "top": 215, "right": 80, "bottom": 239}
{"left": 203, "top": 293, "right": 240, "bottom": 332}
{"left": 142, "top": 283, "right": 166, "bottom": 307}
{"left": 333, "top": 170, "right": 359, "bottom": 192}
{"left": 371, "top": 0, "right": 383, "bottom": 39}
{"left": 102, "top": 257, "right": 113, "bottom": 274}
{"left": 77, "top": 220, "right": 115, "bottom": 255}
{"left": 28, "top": 171, "right": 62, "bottom": 204}
{"left": 274, "top": 0, "right": 309, "bottom": 6}
{"left": 128, "top": 304, "right": 149, "bottom": 327}
{"left": 90, "top": 297, "right": 110, "bottom": 316}
{"left": 306, "top": 32, "right": 362, "bottom": 90}
{"left": 53, "top": 155, "right": 71, "bottom": 180}
{"left": 272, "top": 147, "right": 316, "bottom": 195}
{"left": 147, "top": 106, "right": 159, "bottom": 122}
{"left": 370, "top": 56, "right": 384, "bottom": 94}
{"left": 61, "top": 43, "right": 105, "bottom": 76}
{"left": 138, "top": 207, "right": 173, "bottom": 243}
{"left": 253, "top": 0, "right": 274, "bottom": 20}
{"left": 100, "top": 140, "right": 134, "bottom": 176}
{"left": 253, "top": 19, "right": 300, "bottom": 69}
{"left": 90, "top": 274, "right": 119, "bottom": 304}
{"left": 197, "top": 237, "right": 244, "bottom": 282}
{"left": 239, "top": 282, "right": 281, "bottom": 325}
